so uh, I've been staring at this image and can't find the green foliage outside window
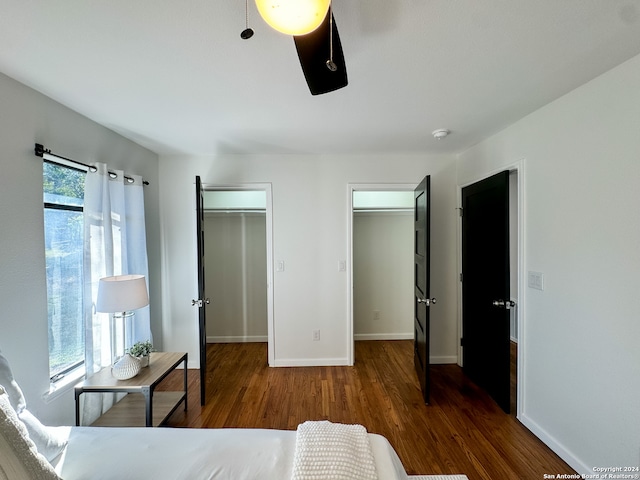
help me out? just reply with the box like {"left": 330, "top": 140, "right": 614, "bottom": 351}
{"left": 43, "top": 162, "right": 84, "bottom": 201}
{"left": 44, "top": 162, "right": 86, "bottom": 379}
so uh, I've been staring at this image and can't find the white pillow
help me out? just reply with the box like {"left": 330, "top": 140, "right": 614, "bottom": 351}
{"left": 0, "top": 352, "right": 67, "bottom": 462}
{"left": 0, "top": 352, "right": 27, "bottom": 413}
{"left": 19, "top": 410, "right": 68, "bottom": 463}
{"left": 0, "top": 386, "right": 60, "bottom": 480}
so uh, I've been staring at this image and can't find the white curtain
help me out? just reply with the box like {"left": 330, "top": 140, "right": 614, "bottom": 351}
{"left": 81, "top": 163, "right": 150, "bottom": 424}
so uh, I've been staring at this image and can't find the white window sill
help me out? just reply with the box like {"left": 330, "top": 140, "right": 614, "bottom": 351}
{"left": 42, "top": 367, "right": 86, "bottom": 404}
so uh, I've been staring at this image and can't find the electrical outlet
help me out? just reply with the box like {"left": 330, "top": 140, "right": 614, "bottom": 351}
{"left": 373, "top": 310, "right": 380, "bottom": 321}
{"left": 312, "top": 330, "right": 320, "bottom": 341}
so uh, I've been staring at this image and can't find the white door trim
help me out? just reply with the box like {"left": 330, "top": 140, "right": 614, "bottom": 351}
{"left": 201, "top": 183, "right": 275, "bottom": 367}
{"left": 347, "top": 183, "right": 418, "bottom": 365}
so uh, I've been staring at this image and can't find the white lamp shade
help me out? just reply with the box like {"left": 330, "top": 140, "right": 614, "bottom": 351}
{"left": 96, "top": 274, "right": 149, "bottom": 313}
{"left": 255, "top": 0, "right": 330, "bottom": 36}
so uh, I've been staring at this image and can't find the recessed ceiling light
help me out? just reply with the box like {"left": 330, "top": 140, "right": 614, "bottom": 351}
{"left": 432, "top": 129, "right": 450, "bottom": 140}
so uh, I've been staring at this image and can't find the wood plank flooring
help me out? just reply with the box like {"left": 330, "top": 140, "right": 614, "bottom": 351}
{"left": 159, "top": 341, "right": 575, "bottom": 479}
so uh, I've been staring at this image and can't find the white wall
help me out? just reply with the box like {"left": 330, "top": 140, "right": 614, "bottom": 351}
{"left": 456, "top": 54, "right": 640, "bottom": 473}
{"left": 353, "top": 212, "right": 413, "bottom": 340}
{"left": 0, "top": 73, "right": 160, "bottom": 425}
{"left": 204, "top": 212, "right": 268, "bottom": 342}
{"left": 158, "top": 154, "right": 458, "bottom": 367}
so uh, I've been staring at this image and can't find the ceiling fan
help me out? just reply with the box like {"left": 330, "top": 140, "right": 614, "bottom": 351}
{"left": 244, "top": 0, "right": 348, "bottom": 95}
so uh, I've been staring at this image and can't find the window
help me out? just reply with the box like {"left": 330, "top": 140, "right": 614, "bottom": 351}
{"left": 43, "top": 162, "right": 85, "bottom": 381}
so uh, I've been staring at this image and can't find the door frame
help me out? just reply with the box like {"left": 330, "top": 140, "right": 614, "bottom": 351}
{"left": 456, "top": 160, "right": 525, "bottom": 418}
{"left": 200, "top": 182, "right": 275, "bottom": 366}
{"left": 347, "top": 183, "right": 417, "bottom": 365}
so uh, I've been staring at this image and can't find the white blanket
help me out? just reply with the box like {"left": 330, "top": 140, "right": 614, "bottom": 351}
{"left": 292, "top": 421, "right": 378, "bottom": 480}
{"left": 54, "top": 426, "right": 408, "bottom": 479}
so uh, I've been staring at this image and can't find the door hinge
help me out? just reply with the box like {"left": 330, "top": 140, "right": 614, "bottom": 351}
{"left": 459, "top": 273, "right": 463, "bottom": 282}
{"left": 460, "top": 337, "right": 465, "bottom": 347}
{"left": 458, "top": 207, "right": 463, "bottom": 217}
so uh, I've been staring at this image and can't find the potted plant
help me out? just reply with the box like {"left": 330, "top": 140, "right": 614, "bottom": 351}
{"left": 127, "top": 340, "right": 155, "bottom": 367}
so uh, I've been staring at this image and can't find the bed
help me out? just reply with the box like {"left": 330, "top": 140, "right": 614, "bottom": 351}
{"left": 51, "top": 425, "right": 408, "bottom": 479}
{"left": 1, "top": 352, "right": 409, "bottom": 479}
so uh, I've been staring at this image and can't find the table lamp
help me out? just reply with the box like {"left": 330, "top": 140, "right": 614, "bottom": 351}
{"left": 96, "top": 274, "right": 149, "bottom": 363}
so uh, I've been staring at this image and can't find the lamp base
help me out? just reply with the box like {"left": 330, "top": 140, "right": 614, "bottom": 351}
{"left": 111, "top": 311, "right": 134, "bottom": 364}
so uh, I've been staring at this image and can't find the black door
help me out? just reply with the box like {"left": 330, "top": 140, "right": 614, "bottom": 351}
{"left": 195, "top": 176, "right": 208, "bottom": 405}
{"left": 461, "top": 171, "right": 511, "bottom": 412}
{"left": 414, "top": 175, "right": 433, "bottom": 404}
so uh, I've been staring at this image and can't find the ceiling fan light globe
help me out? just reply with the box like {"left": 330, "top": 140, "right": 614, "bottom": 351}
{"left": 255, "top": 0, "right": 330, "bottom": 36}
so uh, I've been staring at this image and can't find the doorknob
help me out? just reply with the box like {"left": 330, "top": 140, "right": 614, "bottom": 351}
{"left": 492, "top": 299, "right": 515, "bottom": 310}
{"left": 191, "top": 298, "right": 211, "bottom": 307}
{"left": 418, "top": 297, "right": 437, "bottom": 306}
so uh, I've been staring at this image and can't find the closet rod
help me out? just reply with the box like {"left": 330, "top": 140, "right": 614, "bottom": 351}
{"left": 34, "top": 143, "right": 149, "bottom": 186}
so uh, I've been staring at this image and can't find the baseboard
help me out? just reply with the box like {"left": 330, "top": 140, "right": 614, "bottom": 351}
{"left": 354, "top": 333, "right": 413, "bottom": 341}
{"left": 272, "top": 358, "right": 350, "bottom": 367}
{"left": 430, "top": 355, "right": 458, "bottom": 365}
{"left": 207, "top": 335, "right": 268, "bottom": 343}
{"left": 187, "top": 360, "right": 200, "bottom": 369}
{"left": 519, "top": 413, "right": 590, "bottom": 476}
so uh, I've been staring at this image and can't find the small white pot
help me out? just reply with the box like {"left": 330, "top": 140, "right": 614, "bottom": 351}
{"left": 111, "top": 353, "right": 141, "bottom": 380}
{"left": 138, "top": 355, "right": 149, "bottom": 368}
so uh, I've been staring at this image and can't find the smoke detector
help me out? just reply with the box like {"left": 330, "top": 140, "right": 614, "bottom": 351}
{"left": 432, "top": 129, "right": 450, "bottom": 140}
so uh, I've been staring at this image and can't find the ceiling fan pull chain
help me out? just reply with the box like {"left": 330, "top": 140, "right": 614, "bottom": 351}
{"left": 241, "top": 0, "right": 254, "bottom": 39}
{"left": 326, "top": 2, "right": 337, "bottom": 71}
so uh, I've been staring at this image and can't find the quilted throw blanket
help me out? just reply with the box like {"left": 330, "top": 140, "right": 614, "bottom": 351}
{"left": 291, "top": 420, "right": 378, "bottom": 480}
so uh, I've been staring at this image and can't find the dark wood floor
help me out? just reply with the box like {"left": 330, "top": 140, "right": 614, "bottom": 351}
{"left": 159, "top": 341, "right": 575, "bottom": 479}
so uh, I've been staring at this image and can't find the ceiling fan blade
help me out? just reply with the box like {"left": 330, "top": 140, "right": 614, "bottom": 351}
{"left": 293, "top": 11, "right": 348, "bottom": 96}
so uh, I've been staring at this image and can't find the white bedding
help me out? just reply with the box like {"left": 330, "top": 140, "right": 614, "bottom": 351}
{"left": 52, "top": 426, "right": 409, "bottom": 480}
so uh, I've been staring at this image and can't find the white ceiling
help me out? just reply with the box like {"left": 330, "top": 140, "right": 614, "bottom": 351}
{"left": 2, "top": 1, "right": 640, "bottom": 156}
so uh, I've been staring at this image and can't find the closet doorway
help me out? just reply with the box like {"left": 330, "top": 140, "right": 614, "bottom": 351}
{"left": 348, "top": 185, "right": 415, "bottom": 364}
{"left": 202, "top": 186, "right": 274, "bottom": 365}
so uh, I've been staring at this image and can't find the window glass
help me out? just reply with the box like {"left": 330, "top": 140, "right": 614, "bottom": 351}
{"left": 43, "top": 162, "right": 85, "bottom": 380}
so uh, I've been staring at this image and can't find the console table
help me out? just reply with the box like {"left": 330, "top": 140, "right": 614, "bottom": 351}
{"left": 75, "top": 351, "right": 188, "bottom": 427}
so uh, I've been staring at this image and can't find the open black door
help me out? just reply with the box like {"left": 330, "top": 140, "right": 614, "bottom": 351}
{"left": 461, "top": 171, "right": 511, "bottom": 412}
{"left": 195, "top": 176, "right": 208, "bottom": 406}
{"left": 414, "top": 175, "right": 434, "bottom": 404}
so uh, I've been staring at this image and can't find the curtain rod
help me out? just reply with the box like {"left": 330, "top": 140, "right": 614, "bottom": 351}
{"left": 34, "top": 143, "right": 149, "bottom": 186}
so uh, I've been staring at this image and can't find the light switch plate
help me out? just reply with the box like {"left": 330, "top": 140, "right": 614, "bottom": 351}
{"left": 528, "top": 271, "right": 544, "bottom": 290}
